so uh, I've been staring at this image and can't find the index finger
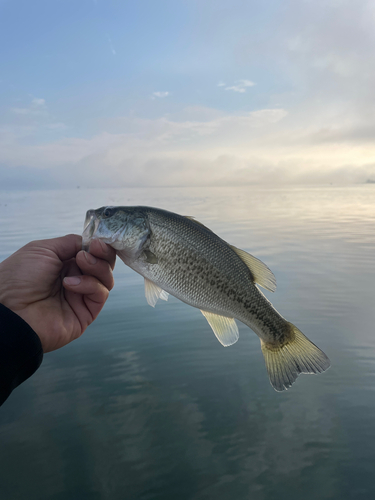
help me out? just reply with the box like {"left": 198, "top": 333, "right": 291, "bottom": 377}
{"left": 34, "top": 234, "right": 82, "bottom": 262}
{"left": 87, "top": 239, "right": 116, "bottom": 270}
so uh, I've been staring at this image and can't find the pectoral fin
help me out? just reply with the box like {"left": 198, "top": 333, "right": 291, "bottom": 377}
{"left": 143, "top": 250, "right": 158, "bottom": 264}
{"left": 230, "top": 245, "right": 276, "bottom": 292}
{"left": 200, "top": 310, "right": 239, "bottom": 346}
{"left": 144, "top": 278, "right": 169, "bottom": 307}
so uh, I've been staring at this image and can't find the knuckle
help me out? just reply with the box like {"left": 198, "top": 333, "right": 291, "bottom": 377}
{"left": 102, "top": 287, "right": 110, "bottom": 301}
{"left": 108, "top": 277, "right": 115, "bottom": 291}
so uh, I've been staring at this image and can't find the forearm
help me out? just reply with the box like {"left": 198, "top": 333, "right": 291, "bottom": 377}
{"left": 0, "top": 303, "right": 43, "bottom": 406}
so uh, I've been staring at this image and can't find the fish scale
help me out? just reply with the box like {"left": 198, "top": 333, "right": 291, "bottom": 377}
{"left": 82, "top": 205, "right": 330, "bottom": 392}
{"left": 143, "top": 209, "right": 283, "bottom": 337}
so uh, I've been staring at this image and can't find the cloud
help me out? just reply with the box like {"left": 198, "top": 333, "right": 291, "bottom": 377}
{"left": 12, "top": 108, "right": 31, "bottom": 115}
{"left": 7, "top": 97, "right": 66, "bottom": 134}
{"left": 31, "top": 98, "right": 46, "bottom": 107}
{"left": 277, "top": 0, "right": 375, "bottom": 101}
{"left": 46, "top": 122, "right": 67, "bottom": 130}
{"left": 224, "top": 79, "right": 255, "bottom": 93}
{"left": 3, "top": 1, "right": 375, "bottom": 189}
{"left": 107, "top": 36, "right": 116, "bottom": 55}
{"left": 1, "top": 107, "right": 286, "bottom": 169}
{"left": 8, "top": 104, "right": 372, "bottom": 189}
{"left": 11, "top": 97, "right": 46, "bottom": 115}
{"left": 3, "top": 96, "right": 375, "bottom": 190}
{"left": 152, "top": 91, "right": 170, "bottom": 99}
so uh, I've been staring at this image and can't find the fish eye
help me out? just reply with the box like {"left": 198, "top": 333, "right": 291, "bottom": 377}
{"left": 103, "top": 207, "right": 115, "bottom": 218}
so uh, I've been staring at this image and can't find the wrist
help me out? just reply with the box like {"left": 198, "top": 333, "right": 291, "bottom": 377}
{"left": 0, "top": 259, "right": 11, "bottom": 309}
{"left": 0, "top": 258, "right": 22, "bottom": 315}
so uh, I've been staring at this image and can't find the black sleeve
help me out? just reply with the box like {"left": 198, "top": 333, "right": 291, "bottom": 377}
{"left": 0, "top": 303, "right": 44, "bottom": 406}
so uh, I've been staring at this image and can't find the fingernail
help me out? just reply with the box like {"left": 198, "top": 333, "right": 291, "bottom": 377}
{"left": 84, "top": 251, "right": 97, "bottom": 264}
{"left": 64, "top": 276, "right": 81, "bottom": 286}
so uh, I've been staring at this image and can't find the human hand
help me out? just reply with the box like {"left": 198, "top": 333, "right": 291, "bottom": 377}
{"left": 0, "top": 234, "right": 116, "bottom": 352}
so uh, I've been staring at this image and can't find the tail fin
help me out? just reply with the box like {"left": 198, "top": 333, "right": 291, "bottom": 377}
{"left": 260, "top": 322, "right": 330, "bottom": 392}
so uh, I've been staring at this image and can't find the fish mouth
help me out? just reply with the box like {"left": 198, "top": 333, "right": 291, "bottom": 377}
{"left": 82, "top": 210, "right": 99, "bottom": 251}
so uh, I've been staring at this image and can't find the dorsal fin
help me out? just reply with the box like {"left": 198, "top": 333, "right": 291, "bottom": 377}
{"left": 184, "top": 216, "right": 213, "bottom": 232}
{"left": 230, "top": 245, "right": 276, "bottom": 292}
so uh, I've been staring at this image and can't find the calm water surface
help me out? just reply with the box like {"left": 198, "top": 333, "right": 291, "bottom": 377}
{"left": 1, "top": 185, "right": 375, "bottom": 500}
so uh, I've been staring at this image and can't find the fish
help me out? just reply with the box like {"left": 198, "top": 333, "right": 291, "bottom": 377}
{"left": 82, "top": 205, "right": 330, "bottom": 391}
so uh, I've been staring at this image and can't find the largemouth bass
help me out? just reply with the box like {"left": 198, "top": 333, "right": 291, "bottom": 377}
{"left": 82, "top": 206, "right": 330, "bottom": 391}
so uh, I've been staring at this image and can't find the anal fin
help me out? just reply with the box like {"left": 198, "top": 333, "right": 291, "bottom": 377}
{"left": 201, "top": 310, "right": 239, "bottom": 346}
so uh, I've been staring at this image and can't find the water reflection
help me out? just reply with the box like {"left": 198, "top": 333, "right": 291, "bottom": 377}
{"left": 1, "top": 185, "right": 375, "bottom": 499}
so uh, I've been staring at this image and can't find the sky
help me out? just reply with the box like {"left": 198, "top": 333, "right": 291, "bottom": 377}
{"left": 1, "top": 0, "right": 375, "bottom": 188}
